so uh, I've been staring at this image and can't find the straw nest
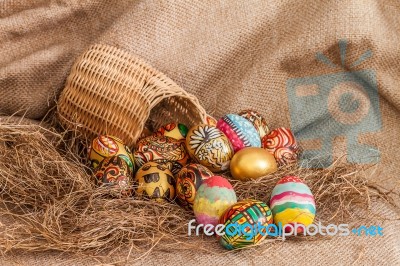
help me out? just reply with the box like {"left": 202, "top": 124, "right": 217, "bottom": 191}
{"left": 0, "top": 119, "right": 398, "bottom": 261}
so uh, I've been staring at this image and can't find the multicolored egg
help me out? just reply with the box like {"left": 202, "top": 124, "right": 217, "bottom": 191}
{"left": 262, "top": 128, "right": 300, "bottom": 166}
{"left": 193, "top": 176, "right": 237, "bottom": 226}
{"left": 238, "top": 109, "right": 270, "bottom": 139}
{"left": 94, "top": 155, "right": 133, "bottom": 196}
{"left": 219, "top": 199, "right": 273, "bottom": 250}
{"left": 217, "top": 114, "right": 261, "bottom": 153}
{"left": 175, "top": 163, "right": 214, "bottom": 210}
{"left": 154, "top": 123, "right": 188, "bottom": 140}
{"left": 270, "top": 176, "right": 316, "bottom": 232}
{"left": 230, "top": 147, "right": 277, "bottom": 181}
{"left": 88, "top": 135, "right": 135, "bottom": 172}
{"left": 186, "top": 124, "right": 234, "bottom": 173}
{"left": 134, "top": 135, "right": 189, "bottom": 174}
{"left": 134, "top": 162, "right": 175, "bottom": 202}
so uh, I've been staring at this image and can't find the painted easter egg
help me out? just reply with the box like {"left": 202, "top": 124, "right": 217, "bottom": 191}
{"left": 238, "top": 109, "right": 270, "bottom": 139}
{"left": 262, "top": 128, "right": 300, "bottom": 166}
{"left": 175, "top": 163, "right": 214, "bottom": 210}
{"left": 186, "top": 124, "right": 234, "bottom": 173}
{"left": 217, "top": 114, "right": 261, "bottom": 153}
{"left": 219, "top": 199, "right": 273, "bottom": 250}
{"left": 193, "top": 176, "right": 237, "bottom": 226}
{"left": 154, "top": 123, "right": 189, "bottom": 140}
{"left": 134, "top": 135, "right": 189, "bottom": 174}
{"left": 134, "top": 162, "right": 175, "bottom": 202}
{"left": 88, "top": 135, "right": 135, "bottom": 172}
{"left": 230, "top": 147, "right": 277, "bottom": 181}
{"left": 206, "top": 114, "right": 218, "bottom": 126}
{"left": 94, "top": 155, "right": 133, "bottom": 196}
{"left": 270, "top": 176, "right": 316, "bottom": 233}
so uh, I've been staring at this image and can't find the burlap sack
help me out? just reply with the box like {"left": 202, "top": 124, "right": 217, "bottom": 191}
{"left": 1, "top": 0, "right": 399, "bottom": 265}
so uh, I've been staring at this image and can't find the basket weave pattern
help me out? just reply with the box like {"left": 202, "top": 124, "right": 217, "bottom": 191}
{"left": 58, "top": 44, "right": 207, "bottom": 146}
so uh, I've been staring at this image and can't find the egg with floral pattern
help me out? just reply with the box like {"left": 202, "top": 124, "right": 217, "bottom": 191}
{"left": 185, "top": 124, "right": 234, "bottom": 173}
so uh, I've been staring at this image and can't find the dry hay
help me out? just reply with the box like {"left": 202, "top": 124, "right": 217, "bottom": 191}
{"left": 0, "top": 120, "right": 398, "bottom": 261}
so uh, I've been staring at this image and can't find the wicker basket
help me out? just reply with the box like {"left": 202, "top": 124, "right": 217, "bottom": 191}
{"left": 57, "top": 44, "right": 207, "bottom": 146}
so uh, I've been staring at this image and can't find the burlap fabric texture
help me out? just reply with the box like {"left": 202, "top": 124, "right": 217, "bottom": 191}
{"left": 1, "top": 0, "right": 400, "bottom": 265}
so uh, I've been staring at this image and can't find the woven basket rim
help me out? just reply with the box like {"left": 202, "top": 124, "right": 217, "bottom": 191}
{"left": 57, "top": 44, "right": 208, "bottom": 146}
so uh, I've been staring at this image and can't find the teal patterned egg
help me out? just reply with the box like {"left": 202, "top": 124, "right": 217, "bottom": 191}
{"left": 217, "top": 114, "right": 261, "bottom": 152}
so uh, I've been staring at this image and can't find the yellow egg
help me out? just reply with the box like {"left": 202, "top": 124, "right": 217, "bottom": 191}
{"left": 134, "top": 162, "right": 175, "bottom": 202}
{"left": 88, "top": 135, "right": 135, "bottom": 172}
{"left": 154, "top": 123, "right": 188, "bottom": 140}
{"left": 230, "top": 147, "right": 277, "bottom": 181}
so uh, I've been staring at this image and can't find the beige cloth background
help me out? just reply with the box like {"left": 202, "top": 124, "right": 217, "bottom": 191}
{"left": 1, "top": 0, "right": 400, "bottom": 265}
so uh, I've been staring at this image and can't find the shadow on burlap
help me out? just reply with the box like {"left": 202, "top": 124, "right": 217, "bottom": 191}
{"left": 1, "top": 0, "right": 400, "bottom": 265}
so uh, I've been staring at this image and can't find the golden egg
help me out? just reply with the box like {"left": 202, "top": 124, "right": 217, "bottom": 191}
{"left": 230, "top": 147, "right": 277, "bottom": 181}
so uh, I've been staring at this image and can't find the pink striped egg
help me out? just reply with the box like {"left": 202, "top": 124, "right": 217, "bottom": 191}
{"left": 193, "top": 176, "right": 237, "bottom": 227}
{"left": 270, "top": 176, "right": 316, "bottom": 233}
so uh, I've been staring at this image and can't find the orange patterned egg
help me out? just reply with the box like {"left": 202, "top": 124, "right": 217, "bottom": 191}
{"left": 134, "top": 135, "right": 190, "bottom": 174}
{"left": 262, "top": 128, "right": 300, "bottom": 166}
{"left": 94, "top": 155, "right": 133, "bottom": 196}
{"left": 175, "top": 163, "right": 213, "bottom": 210}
